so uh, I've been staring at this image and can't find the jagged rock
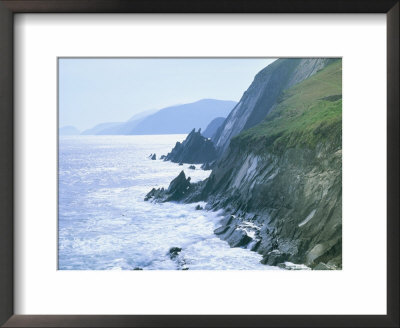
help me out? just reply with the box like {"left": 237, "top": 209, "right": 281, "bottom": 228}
{"left": 164, "top": 128, "right": 217, "bottom": 164}
{"left": 145, "top": 171, "right": 195, "bottom": 203}
{"left": 151, "top": 154, "right": 156, "bottom": 160}
{"left": 168, "top": 247, "right": 182, "bottom": 259}
{"left": 189, "top": 165, "right": 196, "bottom": 170}
{"left": 133, "top": 267, "right": 143, "bottom": 270}
{"left": 166, "top": 171, "right": 191, "bottom": 201}
{"left": 195, "top": 205, "right": 203, "bottom": 210}
{"left": 160, "top": 155, "right": 166, "bottom": 160}
{"left": 178, "top": 163, "right": 183, "bottom": 166}
{"left": 144, "top": 187, "right": 165, "bottom": 201}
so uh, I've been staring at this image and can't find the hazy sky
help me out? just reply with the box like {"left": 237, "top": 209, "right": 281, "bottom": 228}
{"left": 59, "top": 58, "right": 276, "bottom": 131}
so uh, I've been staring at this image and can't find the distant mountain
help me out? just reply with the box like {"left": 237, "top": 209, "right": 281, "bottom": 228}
{"left": 129, "top": 99, "right": 236, "bottom": 135}
{"left": 82, "top": 109, "right": 160, "bottom": 135}
{"left": 81, "top": 122, "right": 122, "bottom": 135}
{"left": 127, "top": 108, "right": 159, "bottom": 122}
{"left": 202, "top": 117, "right": 225, "bottom": 139}
{"left": 59, "top": 125, "right": 80, "bottom": 135}
{"left": 82, "top": 99, "right": 236, "bottom": 135}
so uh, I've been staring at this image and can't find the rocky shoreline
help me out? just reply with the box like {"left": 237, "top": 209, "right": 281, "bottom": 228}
{"left": 145, "top": 58, "right": 342, "bottom": 270}
{"left": 145, "top": 140, "right": 341, "bottom": 270}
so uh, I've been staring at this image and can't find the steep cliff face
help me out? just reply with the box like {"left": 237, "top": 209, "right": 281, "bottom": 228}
{"left": 206, "top": 60, "right": 342, "bottom": 268}
{"left": 147, "top": 60, "right": 342, "bottom": 269}
{"left": 206, "top": 142, "right": 341, "bottom": 268}
{"left": 212, "top": 58, "right": 335, "bottom": 155}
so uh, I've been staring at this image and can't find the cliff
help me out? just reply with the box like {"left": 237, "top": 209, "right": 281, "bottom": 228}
{"left": 213, "top": 60, "right": 342, "bottom": 268}
{"left": 212, "top": 58, "right": 336, "bottom": 155}
{"left": 147, "top": 59, "right": 342, "bottom": 269}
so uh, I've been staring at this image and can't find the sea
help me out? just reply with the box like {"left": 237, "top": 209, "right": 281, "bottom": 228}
{"left": 58, "top": 135, "right": 277, "bottom": 270}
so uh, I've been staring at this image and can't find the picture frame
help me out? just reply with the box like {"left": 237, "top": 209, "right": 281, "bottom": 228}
{"left": 0, "top": 0, "right": 398, "bottom": 327}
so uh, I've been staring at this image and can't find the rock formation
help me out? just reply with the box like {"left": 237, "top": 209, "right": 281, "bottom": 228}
{"left": 164, "top": 128, "right": 217, "bottom": 164}
{"left": 145, "top": 171, "right": 195, "bottom": 202}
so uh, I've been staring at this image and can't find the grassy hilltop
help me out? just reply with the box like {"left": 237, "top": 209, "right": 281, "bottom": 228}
{"left": 234, "top": 59, "right": 342, "bottom": 152}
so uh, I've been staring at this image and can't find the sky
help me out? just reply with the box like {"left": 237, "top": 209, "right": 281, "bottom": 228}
{"left": 59, "top": 58, "right": 276, "bottom": 131}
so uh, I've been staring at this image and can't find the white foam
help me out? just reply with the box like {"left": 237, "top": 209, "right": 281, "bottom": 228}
{"left": 59, "top": 135, "right": 276, "bottom": 270}
{"left": 283, "top": 262, "right": 311, "bottom": 270}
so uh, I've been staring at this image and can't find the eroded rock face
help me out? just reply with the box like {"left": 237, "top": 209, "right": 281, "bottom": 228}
{"left": 205, "top": 141, "right": 342, "bottom": 269}
{"left": 164, "top": 128, "right": 217, "bottom": 164}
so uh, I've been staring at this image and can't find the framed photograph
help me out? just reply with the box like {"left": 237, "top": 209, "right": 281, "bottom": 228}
{"left": 0, "top": 0, "right": 398, "bottom": 327}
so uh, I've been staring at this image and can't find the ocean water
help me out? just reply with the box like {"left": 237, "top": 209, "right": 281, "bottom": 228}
{"left": 58, "top": 135, "right": 277, "bottom": 270}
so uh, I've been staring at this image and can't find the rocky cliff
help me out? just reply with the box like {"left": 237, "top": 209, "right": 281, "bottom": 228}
{"left": 212, "top": 58, "right": 335, "bottom": 155}
{"left": 163, "top": 128, "right": 217, "bottom": 164}
{"left": 147, "top": 59, "right": 342, "bottom": 269}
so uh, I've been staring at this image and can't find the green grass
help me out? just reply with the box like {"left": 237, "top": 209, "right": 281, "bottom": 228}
{"left": 233, "top": 59, "right": 342, "bottom": 153}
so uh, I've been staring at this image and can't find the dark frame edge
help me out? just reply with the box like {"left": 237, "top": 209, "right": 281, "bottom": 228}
{"left": 387, "top": 2, "right": 400, "bottom": 327}
{"left": 2, "top": 314, "right": 400, "bottom": 328}
{"left": 1, "top": 0, "right": 399, "bottom": 327}
{"left": 0, "top": 0, "right": 14, "bottom": 327}
{"left": 1, "top": 0, "right": 399, "bottom": 13}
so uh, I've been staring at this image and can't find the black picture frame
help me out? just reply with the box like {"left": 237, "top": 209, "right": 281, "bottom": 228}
{"left": 0, "top": 1, "right": 398, "bottom": 327}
